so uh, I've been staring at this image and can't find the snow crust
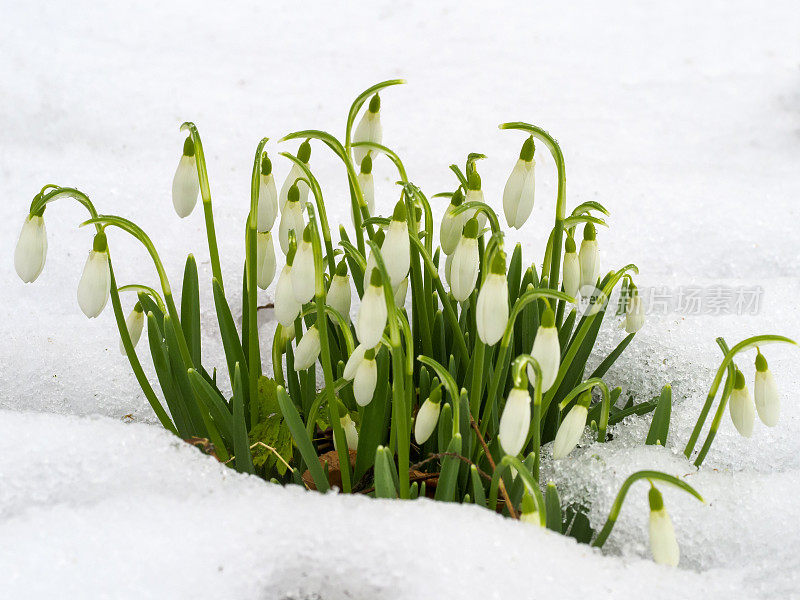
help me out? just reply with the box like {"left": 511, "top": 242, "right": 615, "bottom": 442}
{"left": 1, "top": 1, "right": 799, "bottom": 598}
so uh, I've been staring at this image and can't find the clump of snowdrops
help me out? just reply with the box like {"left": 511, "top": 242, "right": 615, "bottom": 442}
{"left": 14, "top": 81, "right": 796, "bottom": 567}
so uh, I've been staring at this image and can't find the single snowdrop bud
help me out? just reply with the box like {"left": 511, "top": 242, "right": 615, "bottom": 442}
{"left": 648, "top": 485, "right": 680, "bottom": 567}
{"left": 528, "top": 308, "right": 560, "bottom": 392}
{"left": 279, "top": 140, "right": 311, "bottom": 211}
{"left": 503, "top": 136, "right": 536, "bottom": 229}
{"left": 520, "top": 491, "right": 542, "bottom": 526}
{"left": 77, "top": 232, "right": 111, "bottom": 319}
{"left": 625, "top": 284, "right": 645, "bottom": 334}
{"left": 393, "top": 277, "right": 409, "bottom": 308}
{"left": 256, "top": 231, "right": 276, "bottom": 289}
{"left": 562, "top": 236, "right": 580, "bottom": 299}
{"left": 353, "top": 94, "right": 383, "bottom": 166}
{"left": 579, "top": 223, "right": 599, "bottom": 290}
{"left": 498, "top": 387, "right": 532, "bottom": 457}
{"left": 361, "top": 229, "right": 384, "bottom": 289}
{"left": 352, "top": 348, "right": 378, "bottom": 406}
{"left": 356, "top": 268, "right": 388, "bottom": 348}
{"left": 119, "top": 302, "right": 145, "bottom": 354}
{"left": 279, "top": 184, "right": 305, "bottom": 254}
{"left": 256, "top": 153, "right": 278, "bottom": 232}
{"left": 343, "top": 343, "right": 367, "bottom": 380}
{"left": 440, "top": 188, "right": 468, "bottom": 256}
{"left": 290, "top": 224, "right": 316, "bottom": 304}
{"left": 382, "top": 200, "right": 411, "bottom": 287}
{"left": 729, "top": 368, "right": 755, "bottom": 437}
{"left": 14, "top": 213, "right": 47, "bottom": 283}
{"left": 465, "top": 168, "right": 488, "bottom": 230}
{"left": 754, "top": 350, "right": 780, "bottom": 427}
{"left": 354, "top": 153, "right": 375, "bottom": 226}
{"left": 414, "top": 386, "right": 442, "bottom": 444}
{"left": 274, "top": 246, "right": 301, "bottom": 327}
{"left": 476, "top": 251, "right": 509, "bottom": 345}
{"left": 293, "top": 325, "right": 321, "bottom": 371}
{"left": 172, "top": 137, "right": 200, "bottom": 218}
{"left": 450, "top": 217, "right": 480, "bottom": 302}
{"left": 327, "top": 260, "right": 352, "bottom": 323}
{"left": 552, "top": 393, "right": 590, "bottom": 459}
{"left": 335, "top": 414, "right": 359, "bottom": 452}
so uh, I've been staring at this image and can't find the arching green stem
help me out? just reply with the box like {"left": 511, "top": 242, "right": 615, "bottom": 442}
{"left": 452, "top": 200, "right": 502, "bottom": 236}
{"left": 557, "top": 378, "right": 612, "bottom": 442}
{"left": 344, "top": 79, "right": 406, "bottom": 155}
{"left": 352, "top": 141, "right": 408, "bottom": 182}
{"left": 117, "top": 284, "right": 166, "bottom": 313}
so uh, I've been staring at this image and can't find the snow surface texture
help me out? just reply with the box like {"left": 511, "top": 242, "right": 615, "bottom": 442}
{"left": 2, "top": 1, "right": 799, "bottom": 598}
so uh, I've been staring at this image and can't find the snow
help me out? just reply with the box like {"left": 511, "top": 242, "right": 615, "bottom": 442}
{"left": 2, "top": 0, "right": 800, "bottom": 598}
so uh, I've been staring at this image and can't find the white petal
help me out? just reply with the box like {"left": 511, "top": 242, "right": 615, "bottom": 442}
{"left": 552, "top": 405, "right": 588, "bottom": 459}
{"left": 14, "top": 215, "right": 47, "bottom": 283}
{"left": 77, "top": 250, "right": 110, "bottom": 318}
{"left": 172, "top": 155, "right": 200, "bottom": 218}
{"left": 293, "top": 326, "right": 321, "bottom": 371}
{"left": 327, "top": 274, "right": 352, "bottom": 324}
{"left": 754, "top": 369, "right": 780, "bottom": 427}
{"left": 119, "top": 308, "right": 145, "bottom": 354}
{"left": 256, "top": 232, "right": 276, "bottom": 289}
{"left": 355, "top": 172, "right": 375, "bottom": 223}
{"left": 353, "top": 112, "right": 382, "bottom": 165}
{"left": 256, "top": 173, "right": 278, "bottom": 232}
{"left": 498, "top": 388, "right": 532, "bottom": 456}
{"left": 279, "top": 202, "right": 305, "bottom": 255}
{"left": 503, "top": 160, "right": 535, "bottom": 229}
{"left": 414, "top": 399, "right": 441, "bottom": 444}
{"left": 383, "top": 220, "right": 410, "bottom": 287}
{"left": 339, "top": 415, "right": 359, "bottom": 452}
{"left": 450, "top": 238, "right": 479, "bottom": 302}
{"left": 444, "top": 252, "right": 454, "bottom": 288}
{"left": 274, "top": 265, "right": 301, "bottom": 327}
{"left": 354, "top": 358, "right": 378, "bottom": 406}
{"left": 529, "top": 326, "right": 560, "bottom": 392}
{"left": 356, "top": 285, "right": 388, "bottom": 348}
{"left": 343, "top": 343, "right": 367, "bottom": 381}
{"left": 465, "top": 189, "right": 487, "bottom": 229}
{"left": 579, "top": 240, "right": 599, "bottom": 289}
{"left": 279, "top": 164, "right": 310, "bottom": 212}
{"left": 562, "top": 252, "right": 580, "bottom": 299}
{"left": 290, "top": 241, "right": 316, "bottom": 304}
{"left": 649, "top": 508, "right": 680, "bottom": 567}
{"left": 476, "top": 274, "right": 509, "bottom": 345}
{"left": 439, "top": 204, "right": 466, "bottom": 256}
{"left": 393, "top": 277, "right": 408, "bottom": 308}
{"left": 729, "top": 386, "right": 756, "bottom": 437}
{"left": 625, "top": 295, "right": 645, "bottom": 333}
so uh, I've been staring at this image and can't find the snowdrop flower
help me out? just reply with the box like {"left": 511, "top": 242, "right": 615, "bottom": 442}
{"left": 256, "top": 153, "right": 278, "bottom": 232}
{"left": 562, "top": 236, "right": 580, "bottom": 299}
{"left": 361, "top": 229, "right": 384, "bottom": 289}
{"left": 414, "top": 387, "right": 442, "bottom": 444}
{"left": 293, "top": 325, "right": 321, "bottom": 371}
{"left": 465, "top": 167, "right": 488, "bottom": 230}
{"left": 14, "top": 213, "right": 47, "bottom": 283}
{"left": 527, "top": 308, "right": 560, "bottom": 392}
{"left": 279, "top": 140, "right": 311, "bottom": 211}
{"left": 353, "top": 94, "right": 382, "bottom": 166}
{"left": 290, "top": 225, "right": 316, "bottom": 304}
{"left": 450, "top": 217, "right": 480, "bottom": 302}
{"left": 520, "top": 491, "right": 542, "bottom": 526}
{"left": 476, "top": 251, "right": 509, "bottom": 345}
{"left": 552, "top": 396, "right": 589, "bottom": 460}
{"left": 119, "top": 302, "right": 145, "bottom": 354}
{"left": 648, "top": 485, "right": 680, "bottom": 567}
{"left": 77, "top": 232, "right": 111, "bottom": 319}
{"left": 382, "top": 200, "right": 411, "bottom": 287}
{"left": 625, "top": 284, "right": 645, "bottom": 333}
{"left": 327, "top": 261, "right": 351, "bottom": 323}
{"left": 729, "top": 368, "right": 755, "bottom": 437}
{"left": 354, "top": 153, "right": 375, "bottom": 226}
{"left": 498, "top": 386, "right": 532, "bottom": 457}
{"left": 754, "top": 350, "right": 780, "bottom": 427}
{"left": 579, "top": 223, "right": 599, "bottom": 290}
{"left": 256, "top": 231, "right": 276, "bottom": 289}
{"left": 335, "top": 414, "right": 359, "bottom": 452}
{"left": 503, "top": 136, "right": 536, "bottom": 229}
{"left": 356, "top": 268, "right": 388, "bottom": 348}
{"left": 274, "top": 246, "right": 301, "bottom": 327}
{"left": 350, "top": 347, "right": 378, "bottom": 406}
{"left": 439, "top": 189, "right": 469, "bottom": 256}
{"left": 279, "top": 184, "right": 305, "bottom": 254}
{"left": 172, "top": 137, "right": 200, "bottom": 218}
{"left": 343, "top": 343, "right": 367, "bottom": 379}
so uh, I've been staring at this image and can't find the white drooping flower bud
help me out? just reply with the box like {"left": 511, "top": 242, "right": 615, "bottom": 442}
{"left": 393, "top": 277, "right": 408, "bottom": 308}
{"left": 579, "top": 223, "right": 599, "bottom": 290}
{"left": 356, "top": 268, "right": 388, "bottom": 348}
{"left": 465, "top": 165, "right": 488, "bottom": 230}
{"left": 256, "top": 231, "right": 276, "bottom": 290}
{"left": 279, "top": 140, "right": 311, "bottom": 211}
{"left": 414, "top": 387, "right": 442, "bottom": 444}
{"left": 439, "top": 189, "right": 469, "bottom": 256}
{"left": 503, "top": 136, "right": 536, "bottom": 229}
{"left": 552, "top": 400, "right": 589, "bottom": 460}
{"left": 729, "top": 368, "right": 755, "bottom": 437}
{"left": 354, "top": 154, "right": 375, "bottom": 227}
{"left": 498, "top": 387, "right": 532, "bottom": 457}
{"left": 14, "top": 213, "right": 47, "bottom": 283}
{"left": 382, "top": 201, "right": 411, "bottom": 287}
{"left": 625, "top": 285, "right": 645, "bottom": 334}
{"left": 293, "top": 325, "right": 321, "bottom": 371}
{"left": 334, "top": 414, "right": 359, "bottom": 452}
{"left": 327, "top": 261, "right": 352, "bottom": 323}
{"left": 274, "top": 251, "right": 301, "bottom": 327}
{"left": 279, "top": 184, "right": 305, "bottom": 255}
{"left": 172, "top": 137, "right": 200, "bottom": 218}
{"left": 648, "top": 486, "right": 680, "bottom": 567}
{"left": 256, "top": 154, "right": 278, "bottom": 232}
{"left": 353, "top": 347, "right": 378, "bottom": 406}
{"left": 754, "top": 350, "right": 780, "bottom": 427}
{"left": 119, "top": 302, "right": 145, "bottom": 354}
{"left": 343, "top": 343, "right": 367, "bottom": 379}
{"left": 528, "top": 308, "right": 560, "bottom": 392}
{"left": 290, "top": 225, "right": 316, "bottom": 304}
{"left": 450, "top": 217, "right": 480, "bottom": 302}
{"left": 353, "top": 94, "right": 382, "bottom": 166}
{"left": 77, "top": 232, "right": 111, "bottom": 319}
{"left": 520, "top": 491, "right": 542, "bottom": 526}
{"left": 476, "top": 251, "right": 509, "bottom": 345}
{"left": 562, "top": 236, "right": 580, "bottom": 300}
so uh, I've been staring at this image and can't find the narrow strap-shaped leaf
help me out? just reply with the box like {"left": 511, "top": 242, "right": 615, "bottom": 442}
{"left": 545, "top": 482, "right": 562, "bottom": 533}
{"left": 374, "top": 446, "right": 398, "bottom": 499}
{"left": 276, "top": 385, "right": 329, "bottom": 492}
{"left": 163, "top": 315, "right": 208, "bottom": 437}
{"left": 212, "top": 278, "right": 249, "bottom": 407}
{"left": 590, "top": 333, "right": 635, "bottom": 379}
{"left": 470, "top": 465, "right": 487, "bottom": 507}
{"left": 187, "top": 368, "right": 234, "bottom": 448}
{"left": 146, "top": 312, "right": 189, "bottom": 437}
{"left": 180, "top": 254, "right": 201, "bottom": 366}
{"left": 232, "top": 363, "right": 255, "bottom": 474}
{"left": 434, "top": 434, "right": 462, "bottom": 502}
{"left": 645, "top": 384, "right": 672, "bottom": 446}
{"left": 354, "top": 348, "right": 391, "bottom": 481}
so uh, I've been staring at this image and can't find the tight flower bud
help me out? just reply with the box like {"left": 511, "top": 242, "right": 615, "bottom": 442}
{"left": 439, "top": 189, "right": 468, "bottom": 256}
{"left": 356, "top": 268, "right": 388, "bottom": 348}
{"left": 476, "top": 251, "right": 509, "bottom": 345}
{"left": 562, "top": 236, "right": 580, "bottom": 299}
{"left": 172, "top": 137, "right": 200, "bottom": 218}
{"left": 579, "top": 223, "right": 599, "bottom": 290}
{"left": 14, "top": 214, "right": 47, "bottom": 283}
{"left": 335, "top": 414, "right": 359, "bottom": 452}
{"left": 256, "top": 231, "right": 276, "bottom": 289}
{"left": 119, "top": 302, "right": 145, "bottom": 354}
{"left": 343, "top": 343, "right": 367, "bottom": 380}
{"left": 520, "top": 491, "right": 542, "bottom": 526}
{"left": 503, "top": 136, "right": 536, "bottom": 229}
{"left": 414, "top": 387, "right": 442, "bottom": 444}
{"left": 552, "top": 398, "right": 588, "bottom": 460}
{"left": 77, "top": 232, "right": 111, "bottom": 318}
{"left": 293, "top": 325, "right": 321, "bottom": 371}
{"left": 754, "top": 350, "right": 780, "bottom": 427}
{"left": 353, "top": 347, "right": 378, "bottom": 406}
{"left": 498, "top": 387, "right": 532, "bottom": 456}
{"left": 327, "top": 261, "right": 352, "bottom": 323}
{"left": 729, "top": 368, "right": 755, "bottom": 438}
{"left": 353, "top": 94, "right": 382, "bottom": 166}
{"left": 528, "top": 308, "right": 560, "bottom": 391}
{"left": 450, "top": 217, "right": 480, "bottom": 302}
{"left": 274, "top": 260, "right": 301, "bottom": 327}
{"left": 465, "top": 166, "right": 488, "bottom": 230}
{"left": 648, "top": 486, "right": 680, "bottom": 567}
{"left": 290, "top": 225, "right": 316, "bottom": 304}
{"left": 257, "top": 154, "right": 278, "bottom": 232}
{"left": 354, "top": 154, "right": 375, "bottom": 225}
{"left": 382, "top": 201, "right": 411, "bottom": 287}
{"left": 279, "top": 141, "right": 311, "bottom": 211}
{"left": 625, "top": 285, "right": 645, "bottom": 333}
{"left": 279, "top": 186, "right": 305, "bottom": 254}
